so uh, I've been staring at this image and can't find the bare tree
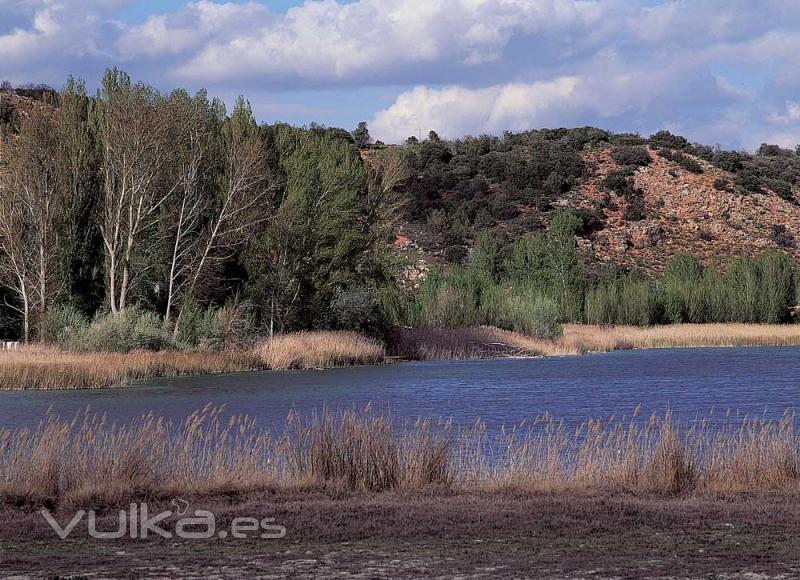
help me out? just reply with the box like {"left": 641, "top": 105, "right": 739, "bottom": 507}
{"left": 365, "top": 148, "right": 411, "bottom": 239}
{"left": 0, "top": 109, "right": 64, "bottom": 341}
{"left": 162, "top": 92, "right": 217, "bottom": 325}
{"left": 171, "top": 97, "right": 272, "bottom": 338}
{"left": 96, "top": 69, "right": 180, "bottom": 314}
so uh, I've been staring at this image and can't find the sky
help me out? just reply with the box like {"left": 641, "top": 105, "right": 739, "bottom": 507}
{"left": 1, "top": 0, "right": 799, "bottom": 150}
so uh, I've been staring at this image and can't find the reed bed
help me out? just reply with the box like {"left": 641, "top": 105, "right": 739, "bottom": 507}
{"left": 0, "top": 346, "right": 261, "bottom": 390}
{"left": 392, "top": 323, "right": 800, "bottom": 360}
{"left": 256, "top": 331, "right": 386, "bottom": 370}
{"left": 2, "top": 407, "right": 799, "bottom": 508}
{"left": 564, "top": 323, "right": 800, "bottom": 351}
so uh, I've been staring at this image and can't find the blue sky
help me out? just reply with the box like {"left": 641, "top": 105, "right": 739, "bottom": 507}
{"left": 2, "top": 0, "right": 800, "bottom": 149}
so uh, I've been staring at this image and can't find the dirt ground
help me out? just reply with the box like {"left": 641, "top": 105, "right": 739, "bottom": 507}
{"left": 1, "top": 489, "right": 799, "bottom": 579}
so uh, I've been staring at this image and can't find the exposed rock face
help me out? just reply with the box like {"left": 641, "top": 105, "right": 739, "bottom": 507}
{"left": 571, "top": 148, "right": 800, "bottom": 273}
{"left": 394, "top": 145, "right": 800, "bottom": 283}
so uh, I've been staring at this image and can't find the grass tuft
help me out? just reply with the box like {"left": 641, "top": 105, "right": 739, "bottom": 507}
{"left": 255, "top": 331, "right": 386, "bottom": 370}
{"left": 2, "top": 407, "right": 800, "bottom": 508}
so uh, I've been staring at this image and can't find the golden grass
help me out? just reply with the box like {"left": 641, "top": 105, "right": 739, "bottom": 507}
{"left": 2, "top": 324, "right": 798, "bottom": 391}
{"left": 2, "top": 407, "right": 799, "bottom": 508}
{"left": 562, "top": 323, "right": 800, "bottom": 352}
{"left": 0, "top": 329, "right": 385, "bottom": 390}
{"left": 0, "top": 346, "right": 261, "bottom": 390}
{"left": 256, "top": 331, "right": 386, "bottom": 370}
{"left": 392, "top": 323, "right": 800, "bottom": 360}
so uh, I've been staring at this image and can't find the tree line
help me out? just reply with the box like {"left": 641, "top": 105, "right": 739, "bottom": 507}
{"left": 411, "top": 211, "right": 799, "bottom": 336}
{"left": 0, "top": 70, "right": 407, "bottom": 344}
{"left": 1, "top": 71, "right": 798, "bottom": 347}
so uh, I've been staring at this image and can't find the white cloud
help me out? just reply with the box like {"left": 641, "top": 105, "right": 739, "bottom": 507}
{"left": 118, "top": 0, "right": 608, "bottom": 85}
{"left": 1, "top": 1, "right": 800, "bottom": 149}
{"left": 369, "top": 53, "right": 739, "bottom": 143}
{"left": 0, "top": 0, "right": 121, "bottom": 79}
{"left": 768, "top": 101, "right": 800, "bottom": 125}
{"left": 371, "top": 77, "right": 582, "bottom": 141}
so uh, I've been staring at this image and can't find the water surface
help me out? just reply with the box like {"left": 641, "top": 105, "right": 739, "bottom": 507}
{"left": 0, "top": 347, "right": 798, "bottom": 432}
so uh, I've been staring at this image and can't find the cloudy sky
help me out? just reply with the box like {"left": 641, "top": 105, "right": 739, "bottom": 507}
{"left": 1, "top": 0, "right": 798, "bottom": 149}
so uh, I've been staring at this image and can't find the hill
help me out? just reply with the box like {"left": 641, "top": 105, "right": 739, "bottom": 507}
{"left": 390, "top": 129, "right": 800, "bottom": 279}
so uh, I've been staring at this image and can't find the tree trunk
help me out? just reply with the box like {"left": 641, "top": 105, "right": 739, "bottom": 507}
{"left": 21, "top": 286, "right": 29, "bottom": 344}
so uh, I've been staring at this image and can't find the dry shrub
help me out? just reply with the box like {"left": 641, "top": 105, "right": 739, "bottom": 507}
{"left": 561, "top": 323, "right": 800, "bottom": 351}
{"left": 390, "top": 326, "right": 574, "bottom": 360}
{"left": 256, "top": 331, "right": 385, "bottom": 370}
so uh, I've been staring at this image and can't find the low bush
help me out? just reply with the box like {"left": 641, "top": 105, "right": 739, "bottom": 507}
{"left": 37, "top": 305, "right": 89, "bottom": 345}
{"left": 329, "top": 287, "right": 388, "bottom": 335}
{"left": 611, "top": 145, "right": 651, "bottom": 168}
{"left": 657, "top": 149, "right": 703, "bottom": 174}
{"left": 175, "top": 301, "right": 257, "bottom": 351}
{"left": 602, "top": 169, "right": 637, "bottom": 195}
{"left": 713, "top": 178, "right": 732, "bottom": 192}
{"left": 71, "top": 307, "right": 171, "bottom": 353}
{"left": 496, "top": 293, "right": 562, "bottom": 339}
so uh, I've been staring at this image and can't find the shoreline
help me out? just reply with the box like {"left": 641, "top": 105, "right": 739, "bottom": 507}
{"left": 1, "top": 323, "right": 800, "bottom": 391}
{"left": 2, "top": 489, "right": 800, "bottom": 578}
{"left": 2, "top": 405, "right": 800, "bottom": 577}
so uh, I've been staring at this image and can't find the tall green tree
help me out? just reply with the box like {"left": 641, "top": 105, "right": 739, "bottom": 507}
{"left": 546, "top": 209, "right": 583, "bottom": 321}
{"left": 247, "top": 124, "right": 372, "bottom": 332}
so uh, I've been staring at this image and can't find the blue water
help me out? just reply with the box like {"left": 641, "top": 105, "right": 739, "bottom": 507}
{"left": 0, "top": 347, "right": 798, "bottom": 432}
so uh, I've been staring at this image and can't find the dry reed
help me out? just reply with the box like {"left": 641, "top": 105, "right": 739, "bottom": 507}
{"left": 2, "top": 407, "right": 800, "bottom": 508}
{"left": 392, "top": 323, "right": 800, "bottom": 360}
{"left": 0, "top": 346, "right": 261, "bottom": 390}
{"left": 256, "top": 331, "right": 386, "bottom": 370}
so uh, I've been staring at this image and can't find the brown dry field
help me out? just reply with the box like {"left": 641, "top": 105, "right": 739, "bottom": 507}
{"left": 1, "top": 490, "right": 800, "bottom": 579}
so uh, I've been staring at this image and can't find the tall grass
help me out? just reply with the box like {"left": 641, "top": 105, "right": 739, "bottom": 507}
{"left": 3, "top": 407, "right": 800, "bottom": 508}
{"left": 0, "top": 346, "right": 261, "bottom": 390}
{"left": 0, "top": 330, "right": 385, "bottom": 390}
{"left": 392, "top": 323, "right": 800, "bottom": 360}
{"left": 255, "top": 331, "right": 386, "bottom": 370}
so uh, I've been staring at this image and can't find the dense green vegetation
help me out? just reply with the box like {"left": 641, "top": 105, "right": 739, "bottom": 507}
{"left": 412, "top": 215, "right": 798, "bottom": 333}
{"left": 1, "top": 72, "right": 799, "bottom": 349}
{"left": 0, "top": 72, "right": 405, "bottom": 346}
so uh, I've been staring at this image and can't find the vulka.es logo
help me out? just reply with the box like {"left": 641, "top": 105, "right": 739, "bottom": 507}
{"left": 40, "top": 501, "right": 287, "bottom": 540}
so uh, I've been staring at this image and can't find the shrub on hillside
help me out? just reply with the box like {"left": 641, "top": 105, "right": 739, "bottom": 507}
{"left": 602, "top": 169, "right": 636, "bottom": 195}
{"left": 649, "top": 130, "right": 690, "bottom": 151}
{"left": 657, "top": 149, "right": 703, "bottom": 174}
{"left": 623, "top": 192, "right": 647, "bottom": 221}
{"left": 611, "top": 146, "right": 651, "bottom": 168}
{"left": 713, "top": 178, "right": 732, "bottom": 192}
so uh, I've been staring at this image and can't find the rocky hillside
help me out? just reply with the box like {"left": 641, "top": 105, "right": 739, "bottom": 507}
{"left": 393, "top": 129, "right": 800, "bottom": 277}
{"left": 569, "top": 147, "right": 800, "bottom": 273}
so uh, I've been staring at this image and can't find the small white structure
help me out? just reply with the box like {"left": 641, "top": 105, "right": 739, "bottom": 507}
{"left": 1, "top": 341, "right": 20, "bottom": 351}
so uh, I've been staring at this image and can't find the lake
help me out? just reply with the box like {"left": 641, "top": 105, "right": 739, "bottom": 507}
{"left": 0, "top": 347, "right": 798, "bottom": 433}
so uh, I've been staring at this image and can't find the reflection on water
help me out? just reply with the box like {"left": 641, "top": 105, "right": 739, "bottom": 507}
{"left": 0, "top": 347, "right": 798, "bottom": 434}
